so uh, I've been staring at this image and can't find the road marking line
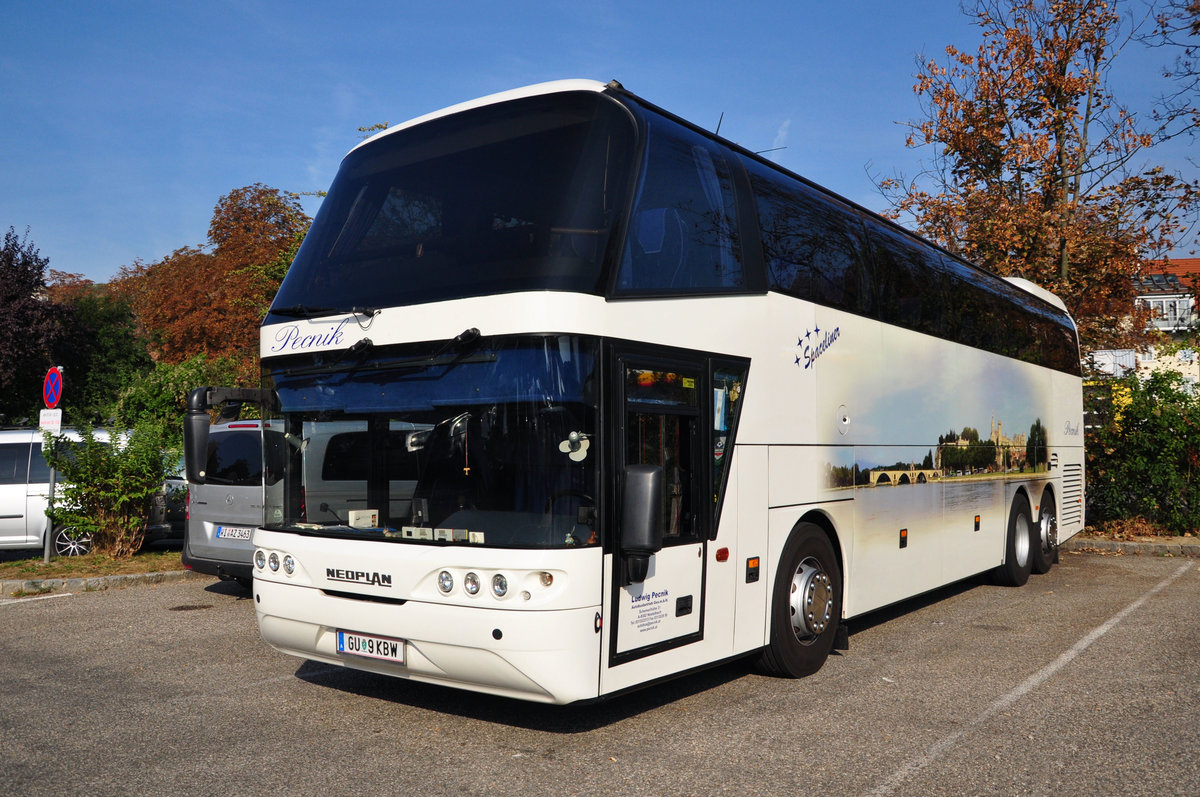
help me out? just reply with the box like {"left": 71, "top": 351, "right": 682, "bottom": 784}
{"left": 0, "top": 592, "right": 74, "bottom": 607}
{"left": 869, "top": 561, "right": 1193, "bottom": 796}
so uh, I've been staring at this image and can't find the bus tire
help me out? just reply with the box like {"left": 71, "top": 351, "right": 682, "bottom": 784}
{"left": 759, "top": 523, "right": 841, "bottom": 678}
{"left": 1031, "top": 489, "right": 1057, "bottom": 575}
{"left": 993, "top": 493, "right": 1034, "bottom": 587}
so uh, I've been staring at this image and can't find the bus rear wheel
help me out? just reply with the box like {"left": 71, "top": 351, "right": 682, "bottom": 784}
{"left": 1031, "top": 490, "right": 1057, "bottom": 575}
{"left": 760, "top": 523, "right": 841, "bottom": 678}
{"left": 993, "top": 493, "right": 1034, "bottom": 587}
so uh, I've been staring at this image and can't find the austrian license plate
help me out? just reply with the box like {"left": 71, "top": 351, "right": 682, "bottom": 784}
{"left": 215, "top": 526, "right": 254, "bottom": 540}
{"left": 336, "top": 630, "right": 406, "bottom": 665}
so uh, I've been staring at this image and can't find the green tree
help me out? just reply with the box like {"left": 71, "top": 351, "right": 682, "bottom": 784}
{"left": 0, "top": 227, "right": 66, "bottom": 421}
{"left": 1087, "top": 371, "right": 1200, "bottom": 534}
{"left": 46, "top": 271, "right": 153, "bottom": 422}
{"left": 1026, "top": 418, "right": 1048, "bottom": 470}
{"left": 877, "top": 0, "right": 1199, "bottom": 353}
{"left": 115, "top": 184, "right": 310, "bottom": 385}
{"left": 44, "top": 420, "right": 178, "bottom": 558}
{"left": 115, "top": 354, "right": 244, "bottom": 435}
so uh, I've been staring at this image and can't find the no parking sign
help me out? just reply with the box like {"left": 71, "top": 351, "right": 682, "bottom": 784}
{"left": 43, "top": 367, "right": 63, "bottom": 409}
{"left": 40, "top": 367, "right": 63, "bottom": 433}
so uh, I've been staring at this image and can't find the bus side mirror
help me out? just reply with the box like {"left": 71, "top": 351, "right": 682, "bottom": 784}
{"left": 184, "top": 387, "right": 211, "bottom": 485}
{"left": 620, "top": 464, "right": 663, "bottom": 586}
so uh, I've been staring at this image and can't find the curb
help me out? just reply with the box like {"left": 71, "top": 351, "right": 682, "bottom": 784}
{"left": 1061, "top": 537, "right": 1200, "bottom": 558}
{"left": 2, "top": 568, "right": 210, "bottom": 598}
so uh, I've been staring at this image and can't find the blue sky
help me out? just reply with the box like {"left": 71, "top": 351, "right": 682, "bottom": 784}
{"left": 1, "top": 1, "right": 1190, "bottom": 283}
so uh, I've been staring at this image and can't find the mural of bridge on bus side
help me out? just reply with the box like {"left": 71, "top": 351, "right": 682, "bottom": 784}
{"left": 823, "top": 416, "right": 1051, "bottom": 489}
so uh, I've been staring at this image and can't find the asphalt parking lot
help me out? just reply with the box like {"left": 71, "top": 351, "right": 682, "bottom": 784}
{"left": 1, "top": 550, "right": 1197, "bottom": 796}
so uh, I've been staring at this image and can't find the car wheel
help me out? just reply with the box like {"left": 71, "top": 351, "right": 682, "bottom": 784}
{"left": 53, "top": 526, "right": 93, "bottom": 557}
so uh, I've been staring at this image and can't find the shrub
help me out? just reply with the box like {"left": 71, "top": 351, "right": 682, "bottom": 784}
{"left": 44, "top": 420, "right": 179, "bottom": 558}
{"left": 1085, "top": 371, "right": 1200, "bottom": 535}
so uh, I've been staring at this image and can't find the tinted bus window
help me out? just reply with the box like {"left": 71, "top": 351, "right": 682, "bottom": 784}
{"left": 322, "top": 431, "right": 421, "bottom": 482}
{"left": 269, "top": 92, "right": 634, "bottom": 316}
{"left": 616, "top": 115, "right": 745, "bottom": 293}
{"left": 740, "top": 154, "right": 870, "bottom": 315}
{"left": 863, "top": 219, "right": 948, "bottom": 337}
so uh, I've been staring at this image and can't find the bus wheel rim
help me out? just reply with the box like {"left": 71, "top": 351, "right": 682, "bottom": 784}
{"left": 789, "top": 557, "right": 832, "bottom": 641}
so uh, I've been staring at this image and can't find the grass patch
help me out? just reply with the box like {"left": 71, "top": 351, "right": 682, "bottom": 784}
{"left": 0, "top": 546, "right": 184, "bottom": 583}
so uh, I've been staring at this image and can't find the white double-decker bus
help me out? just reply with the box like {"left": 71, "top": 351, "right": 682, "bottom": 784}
{"left": 184, "top": 79, "right": 1084, "bottom": 704}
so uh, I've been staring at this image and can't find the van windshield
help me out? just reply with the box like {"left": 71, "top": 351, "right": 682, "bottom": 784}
{"left": 261, "top": 334, "right": 599, "bottom": 548}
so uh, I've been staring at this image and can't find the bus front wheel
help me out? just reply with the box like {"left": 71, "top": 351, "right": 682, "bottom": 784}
{"left": 759, "top": 523, "right": 841, "bottom": 678}
{"left": 993, "top": 493, "right": 1034, "bottom": 587}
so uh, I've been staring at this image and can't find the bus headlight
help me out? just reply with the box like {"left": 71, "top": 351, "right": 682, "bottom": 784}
{"left": 268, "top": 552, "right": 280, "bottom": 572}
{"left": 255, "top": 550, "right": 266, "bottom": 570}
{"left": 437, "top": 570, "right": 454, "bottom": 594}
{"left": 492, "top": 573, "right": 508, "bottom": 598}
{"left": 464, "top": 572, "right": 480, "bottom": 595}
{"left": 282, "top": 554, "right": 296, "bottom": 575}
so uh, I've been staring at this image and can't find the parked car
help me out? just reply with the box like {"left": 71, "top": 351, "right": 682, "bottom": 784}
{"left": 183, "top": 421, "right": 285, "bottom": 586}
{"left": 146, "top": 456, "right": 186, "bottom": 544}
{"left": 0, "top": 427, "right": 185, "bottom": 556}
{"left": 0, "top": 427, "right": 114, "bottom": 555}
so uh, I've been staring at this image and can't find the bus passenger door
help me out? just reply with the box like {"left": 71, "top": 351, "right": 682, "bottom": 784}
{"left": 611, "top": 359, "right": 706, "bottom": 661}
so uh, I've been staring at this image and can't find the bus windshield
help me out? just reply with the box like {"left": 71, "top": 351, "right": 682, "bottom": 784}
{"left": 268, "top": 92, "right": 635, "bottom": 319}
{"left": 262, "top": 334, "right": 599, "bottom": 548}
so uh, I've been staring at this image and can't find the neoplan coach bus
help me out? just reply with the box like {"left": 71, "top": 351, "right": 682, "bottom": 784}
{"left": 184, "top": 79, "right": 1084, "bottom": 704}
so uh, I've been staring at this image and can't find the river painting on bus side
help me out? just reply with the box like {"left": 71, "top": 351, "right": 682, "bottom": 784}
{"left": 814, "top": 316, "right": 1053, "bottom": 492}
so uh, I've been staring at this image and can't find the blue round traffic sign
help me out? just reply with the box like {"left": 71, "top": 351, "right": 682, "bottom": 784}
{"left": 43, "top": 368, "right": 62, "bottom": 409}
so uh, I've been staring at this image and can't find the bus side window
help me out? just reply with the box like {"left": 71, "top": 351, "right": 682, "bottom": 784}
{"left": 740, "top": 154, "right": 869, "bottom": 315}
{"left": 616, "top": 118, "right": 744, "bottom": 293}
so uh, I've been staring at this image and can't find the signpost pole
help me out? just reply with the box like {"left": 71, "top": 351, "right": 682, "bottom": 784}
{"left": 41, "top": 367, "right": 63, "bottom": 563}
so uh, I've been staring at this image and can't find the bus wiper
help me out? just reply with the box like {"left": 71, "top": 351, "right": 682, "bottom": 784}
{"left": 270, "top": 304, "right": 381, "bottom": 319}
{"left": 428, "top": 328, "right": 481, "bottom": 362}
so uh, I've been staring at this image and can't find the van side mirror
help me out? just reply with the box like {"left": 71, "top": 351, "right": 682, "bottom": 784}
{"left": 184, "top": 387, "right": 212, "bottom": 484}
{"left": 620, "top": 464, "right": 663, "bottom": 586}
{"left": 183, "top": 386, "right": 270, "bottom": 484}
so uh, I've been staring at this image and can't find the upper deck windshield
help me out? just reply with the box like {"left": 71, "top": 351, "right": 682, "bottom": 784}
{"left": 268, "top": 92, "right": 635, "bottom": 319}
{"left": 262, "top": 334, "right": 599, "bottom": 548}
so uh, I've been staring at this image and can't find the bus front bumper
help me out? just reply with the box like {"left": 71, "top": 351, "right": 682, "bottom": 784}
{"left": 253, "top": 577, "right": 603, "bottom": 705}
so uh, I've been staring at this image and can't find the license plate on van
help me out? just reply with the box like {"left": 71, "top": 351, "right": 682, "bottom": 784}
{"left": 215, "top": 526, "right": 254, "bottom": 540}
{"left": 337, "top": 630, "right": 406, "bottom": 665}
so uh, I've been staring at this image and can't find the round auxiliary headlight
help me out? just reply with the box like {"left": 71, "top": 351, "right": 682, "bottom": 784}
{"left": 437, "top": 570, "right": 454, "bottom": 594}
{"left": 539, "top": 571, "right": 554, "bottom": 588}
{"left": 464, "top": 572, "right": 480, "bottom": 595}
{"left": 254, "top": 550, "right": 267, "bottom": 570}
{"left": 282, "top": 554, "right": 296, "bottom": 575}
{"left": 268, "top": 552, "right": 280, "bottom": 572}
{"left": 492, "top": 573, "right": 508, "bottom": 598}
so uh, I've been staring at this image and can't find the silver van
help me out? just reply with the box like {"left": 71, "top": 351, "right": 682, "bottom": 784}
{"left": 0, "top": 428, "right": 74, "bottom": 553}
{"left": 182, "top": 421, "right": 285, "bottom": 585}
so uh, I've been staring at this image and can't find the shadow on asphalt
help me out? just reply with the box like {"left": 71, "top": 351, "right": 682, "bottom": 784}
{"left": 293, "top": 656, "right": 760, "bottom": 731}
{"left": 842, "top": 572, "right": 992, "bottom": 637}
{"left": 287, "top": 572, "right": 1007, "bottom": 730}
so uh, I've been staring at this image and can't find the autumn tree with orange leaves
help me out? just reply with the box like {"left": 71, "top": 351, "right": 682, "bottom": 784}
{"left": 116, "top": 184, "right": 309, "bottom": 383}
{"left": 878, "top": 0, "right": 1199, "bottom": 354}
